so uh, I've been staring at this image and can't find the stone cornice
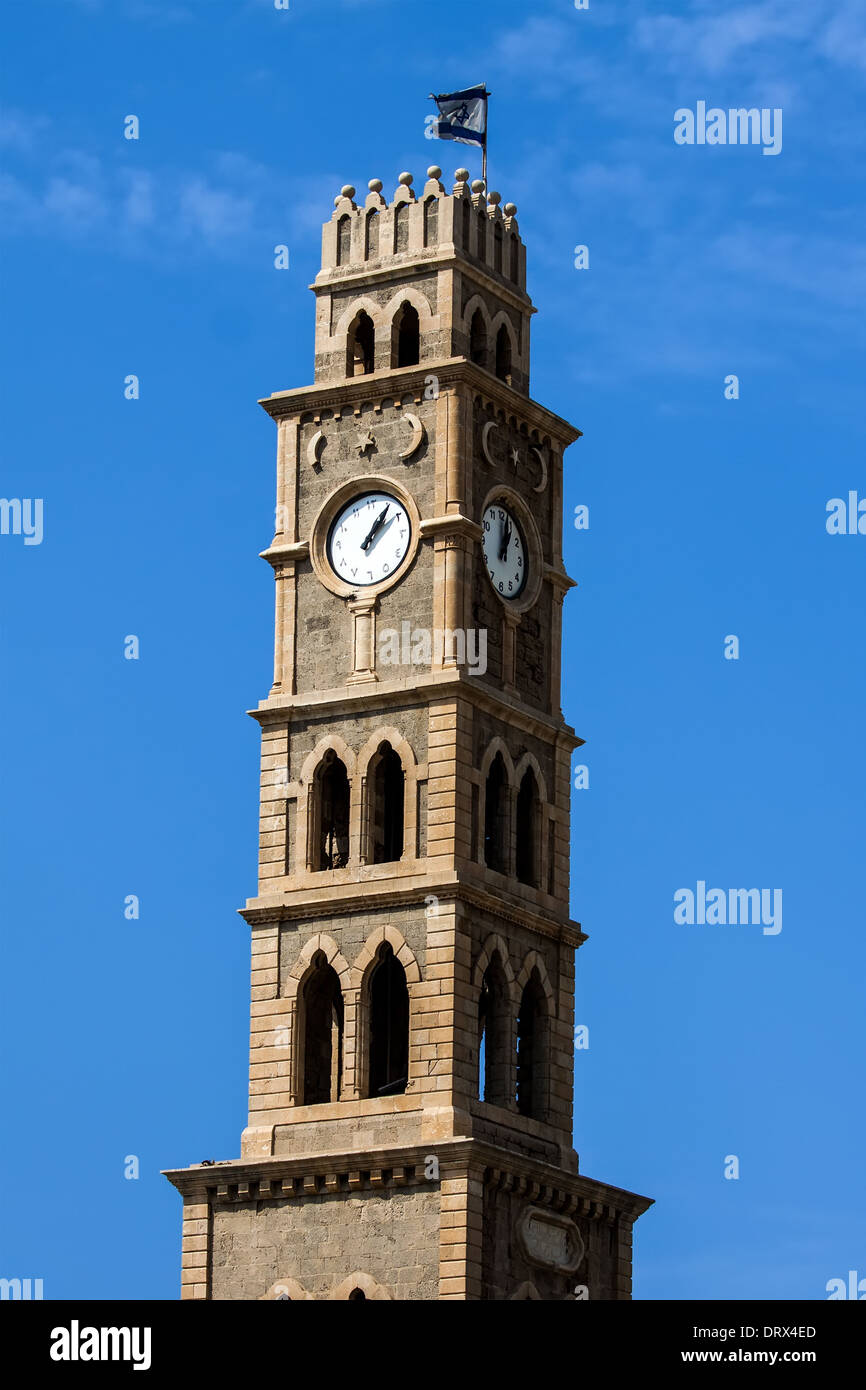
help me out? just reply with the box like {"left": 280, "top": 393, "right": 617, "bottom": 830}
{"left": 162, "top": 1137, "right": 653, "bottom": 1222}
{"left": 258, "top": 358, "right": 582, "bottom": 450}
{"left": 248, "top": 671, "right": 585, "bottom": 751}
{"left": 238, "top": 876, "right": 586, "bottom": 949}
{"left": 418, "top": 513, "right": 483, "bottom": 543}
{"left": 311, "top": 245, "right": 535, "bottom": 316}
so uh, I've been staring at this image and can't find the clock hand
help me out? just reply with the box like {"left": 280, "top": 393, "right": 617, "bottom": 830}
{"left": 360, "top": 504, "right": 389, "bottom": 552}
{"left": 498, "top": 518, "right": 512, "bottom": 563}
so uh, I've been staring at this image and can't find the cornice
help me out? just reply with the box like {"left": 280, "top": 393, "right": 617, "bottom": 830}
{"left": 311, "top": 244, "right": 535, "bottom": 316}
{"left": 238, "top": 876, "right": 586, "bottom": 949}
{"left": 258, "top": 358, "right": 582, "bottom": 449}
{"left": 248, "top": 671, "right": 584, "bottom": 751}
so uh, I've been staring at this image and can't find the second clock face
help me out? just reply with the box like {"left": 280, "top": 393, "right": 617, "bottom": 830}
{"left": 327, "top": 491, "right": 411, "bottom": 587}
{"left": 481, "top": 502, "right": 527, "bottom": 600}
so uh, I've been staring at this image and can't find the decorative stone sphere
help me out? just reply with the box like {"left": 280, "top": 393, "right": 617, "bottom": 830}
{"left": 333, "top": 196, "right": 342, "bottom": 208}
{"left": 427, "top": 166, "right": 442, "bottom": 180}
{"left": 455, "top": 168, "right": 470, "bottom": 182}
{"left": 368, "top": 179, "right": 383, "bottom": 193}
{"left": 504, "top": 202, "right": 518, "bottom": 217}
{"left": 340, "top": 184, "right": 356, "bottom": 200}
{"left": 488, "top": 190, "right": 502, "bottom": 205}
{"left": 398, "top": 171, "right": 414, "bottom": 186}
{"left": 471, "top": 179, "right": 485, "bottom": 194}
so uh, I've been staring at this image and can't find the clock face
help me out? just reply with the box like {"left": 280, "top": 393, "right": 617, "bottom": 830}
{"left": 481, "top": 503, "right": 527, "bottom": 600}
{"left": 327, "top": 491, "right": 412, "bottom": 587}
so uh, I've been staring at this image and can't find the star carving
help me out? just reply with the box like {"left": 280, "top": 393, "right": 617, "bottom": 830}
{"left": 357, "top": 431, "right": 377, "bottom": 457}
{"left": 510, "top": 446, "right": 521, "bottom": 469}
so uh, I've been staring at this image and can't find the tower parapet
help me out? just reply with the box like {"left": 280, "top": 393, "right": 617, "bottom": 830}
{"left": 313, "top": 167, "right": 531, "bottom": 394}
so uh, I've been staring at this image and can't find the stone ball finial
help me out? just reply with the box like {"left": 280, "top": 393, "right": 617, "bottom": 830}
{"left": 368, "top": 178, "right": 383, "bottom": 193}
{"left": 488, "top": 190, "right": 502, "bottom": 206}
{"left": 398, "top": 171, "right": 414, "bottom": 186}
{"left": 504, "top": 202, "right": 518, "bottom": 217}
{"left": 333, "top": 196, "right": 342, "bottom": 208}
{"left": 340, "top": 184, "right": 356, "bottom": 200}
{"left": 427, "top": 166, "right": 442, "bottom": 180}
{"left": 455, "top": 168, "right": 470, "bottom": 182}
{"left": 471, "top": 179, "right": 485, "bottom": 194}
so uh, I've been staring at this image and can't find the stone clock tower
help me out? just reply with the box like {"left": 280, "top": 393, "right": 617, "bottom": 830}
{"left": 164, "top": 165, "right": 652, "bottom": 1300}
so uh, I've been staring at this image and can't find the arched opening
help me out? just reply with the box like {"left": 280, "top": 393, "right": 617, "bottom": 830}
{"left": 393, "top": 201, "right": 409, "bottom": 252}
{"left": 477, "top": 207, "right": 488, "bottom": 260}
{"left": 469, "top": 309, "right": 487, "bottom": 368}
{"left": 336, "top": 214, "right": 352, "bottom": 266}
{"left": 461, "top": 197, "right": 471, "bottom": 249}
{"left": 510, "top": 234, "right": 519, "bottom": 282}
{"left": 369, "top": 741, "right": 404, "bottom": 864}
{"left": 516, "top": 969, "right": 548, "bottom": 1120}
{"left": 348, "top": 1288, "right": 366, "bottom": 1301}
{"left": 313, "top": 750, "right": 350, "bottom": 870}
{"left": 365, "top": 210, "right": 379, "bottom": 259}
{"left": 484, "top": 752, "right": 509, "bottom": 873}
{"left": 494, "top": 221, "right": 503, "bottom": 274}
{"left": 515, "top": 768, "right": 540, "bottom": 887}
{"left": 423, "top": 196, "right": 438, "bottom": 247}
{"left": 393, "top": 302, "right": 420, "bottom": 368}
{"left": 477, "top": 955, "right": 511, "bottom": 1106}
{"left": 301, "top": 952, "right": 343, "bottom": 1105}
{"left": 347, "top": 311, "right": 375, "bottom": 377}
{"left": 368, "top": 943, "right": 409, "bottom": 1097}
{"left": 495, "top": 324, "right": 513, "bottom": 385}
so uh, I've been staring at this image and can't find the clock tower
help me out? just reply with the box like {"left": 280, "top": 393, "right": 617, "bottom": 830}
{"left": 164, "top": 165, "right": 652, "bottom": 1300}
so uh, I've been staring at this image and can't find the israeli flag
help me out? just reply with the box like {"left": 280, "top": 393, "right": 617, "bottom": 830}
{"left": 430, "top": 84, "right": 488, "bottom": 147}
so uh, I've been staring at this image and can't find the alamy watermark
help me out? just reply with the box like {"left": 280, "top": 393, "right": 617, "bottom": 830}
{"left": 674, "top": 881, "right": 782, "bottom": 936}
{"left": 379, "top": 623, "right": 487, "bottom": 676}
{"left": 0, "top": 497, "right": 43, "bottom": 545}
{"left": 675, "top": 103, "right": 782, "bottom": 156}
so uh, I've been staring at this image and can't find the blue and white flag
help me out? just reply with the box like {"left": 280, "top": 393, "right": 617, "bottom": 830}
{"left": 430, "top": 84, "right": 488, "bottom": 148}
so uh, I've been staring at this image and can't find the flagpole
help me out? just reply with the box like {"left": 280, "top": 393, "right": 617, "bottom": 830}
{"left": 482, "top": 92, "right": 488, "bottom": 189}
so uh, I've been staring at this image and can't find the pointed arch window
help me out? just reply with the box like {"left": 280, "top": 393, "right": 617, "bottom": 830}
{"left": 484, "top": 752, "right": 509, "bottom": 873}
{"left": 347, "top": 311, "right": 375, "bottom": 377}
{"left": 494, "top": 221, "right": 504, "bottom": 274}
{"left": 337, "top": 214, "right": 352, "bottom": 266}
{"left": 393, "top": 302, "right": 420, "bottom": 368}
{"left": 368, "top": 943, "right": 409, "bottom": 1097}
{"left": 477, "top": 207, "right": 488, "bottom": 261}
{"left": 313, "top": 750, "right": 350, "bottom": 870}
{"left": 495, "top": 324, "right": 513, "bottom": 385}
{"left": 367, "top": 741, "right": 404, "bottom": 864}
{"left": 423, "top": 196, "right": 438, "bottom": 247}
{"left": 301, "top": 951, "right": 344, "bottom": 1105}
{"left": 478, "top": 956, "right": 511, "bottom": 1106}
{"left": 365, "top": 209, "right": 379, "bottom": 259}
{"left": 515, "top": 768, "right": 540, "bottom": 887}
{"left": 348, "top": 1289, "right": 367, "bottom": 1301}
{"left": 394, "top": 201, "right": 409, "bottom": 252}
{"left": 516, "top": 969, "right": 549, "bottom": 1120}
{"left": 469, "top": 308, "right": 487, "bottom": 368}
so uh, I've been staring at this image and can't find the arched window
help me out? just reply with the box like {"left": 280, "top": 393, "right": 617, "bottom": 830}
{"left": 347, "top": 311, "right": 375, "bottom": 377}
{"left": 301, "top": 951, "right": 344, "bottom": 1105}
{"left": 469, "top": 309, "right": 487, "bottom": 368}
{"left": 368, "top": 741, "right": 404, "bottom": 864}
{"left": 484, "top": 752, "right": 509, "bottom": 873}
{"left": 516, "top": 969, "right": 548, "bottom": 1120}
{"left": 495, "top": 324, "right": 513, "bottom": 385}
{"left": 515, "top": 768, "right": 539, "bottom": 887}
{"left": 393, "top": 302, "right": 420, "bottom": 368}
{"left": 461, "top": 197, "right": 471, "bottom": 250}
{"left": 337, "top": 214, "right": 352, "bottom": 266}
{"left": 494, "top": 221, "right": 503, "bottom": 274}
{"left": 394, "top": 201, "right": 409, "bottom": 252}
{"left": 313, "top": 750, "right": 350, "bottom": 870}
{"left": 510, "top": 233, "right": 519, "bottom": 282}
{"left": 368, "top": 943, "right": 409, "bottom": 1097}
{"left": 423, "top": 196, "right": 438, "bottom": 247}
{"left": 348, "top": 1289, "right": 366, "bottom": 1301}
{"left": 365, "top": 210, "right": 379, "bottom": 259}
{"left": 478, "top": 956, "right": 511, "bottom": 1106}
{"left": 477, "top": 207, "right": 488, "bottom": 260}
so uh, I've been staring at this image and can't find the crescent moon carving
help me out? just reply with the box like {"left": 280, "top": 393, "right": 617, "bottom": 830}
{"left": 399, "top": 412, "right": 426, "bottom": 460}
{"left": 531, "top": 446, "right": 548, "bottom": 494}
{"left": 307, "top": 430, "right": 326, "bottom": 469}
{"left": 482, "top": 420, "right": 499, "bottom": 467}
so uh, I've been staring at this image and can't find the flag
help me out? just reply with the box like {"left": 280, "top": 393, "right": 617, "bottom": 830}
{"left": 430, "top": 84, "right": 488, "bottom": 148}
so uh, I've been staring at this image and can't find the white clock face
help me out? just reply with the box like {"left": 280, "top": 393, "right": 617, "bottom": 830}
{"left": 481, "top": 503, "right": 527, "bottom": 600}
{"left": 327, "top": 491, "right": 411, "bottom": 587}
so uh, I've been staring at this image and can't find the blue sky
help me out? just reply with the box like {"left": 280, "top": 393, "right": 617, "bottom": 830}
{"left": 1, "top": 0, "right": 864, "bottom": 1300}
